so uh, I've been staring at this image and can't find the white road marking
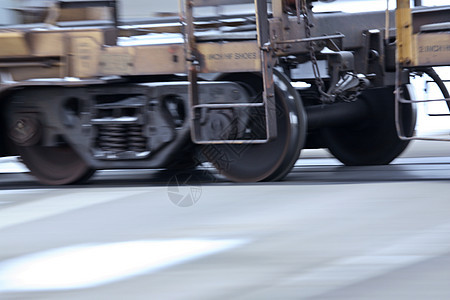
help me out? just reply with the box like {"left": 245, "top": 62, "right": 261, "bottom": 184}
{"left": 0, "top": 189, "right": 148, "bottom": 230}
{"left": 277, "top": 222, "right": 450, "bottom": 298}
{"left": 0, "top": 239, "right": 246, "bottom": 292}
{"left": 0, "top": 189, "right": 54, "bottom": 196}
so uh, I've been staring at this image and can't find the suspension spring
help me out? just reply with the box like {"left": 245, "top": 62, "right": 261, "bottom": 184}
{"left": 128, "top": 125, "right": 147, "bottom": 152}
{"left": 98, "top": 124, "right": 128, "bottom": 152}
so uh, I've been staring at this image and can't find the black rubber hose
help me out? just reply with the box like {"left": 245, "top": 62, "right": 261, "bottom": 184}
{"left": 420, "top": 67, "right": 450, "bottom": 112}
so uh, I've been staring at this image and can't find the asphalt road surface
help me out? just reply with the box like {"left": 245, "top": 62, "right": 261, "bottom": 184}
{"left": 0, "top": 140, "right": 450, "bottom": 300}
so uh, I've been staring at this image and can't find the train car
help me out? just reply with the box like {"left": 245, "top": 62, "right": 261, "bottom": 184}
{"left": 0, "top": 0, "right": 449, "bottom": 184}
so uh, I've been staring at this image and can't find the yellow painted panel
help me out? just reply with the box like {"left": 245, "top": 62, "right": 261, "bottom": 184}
{"left": 29, "top": 29, "right": 104, "bottom": 57}
{"left": 71, "top": 36, "right": 101, "bottom": 78}
{"left": 416, "top": 32, "right": 450, "bottom": 66}
{"left": 134, "top": 44, "right": 185, "bottom": 74}
{"left": 0, "top": 32, "right": 30, "bottom": 57}
{"left": 99, "top": 44, "right": 186, "bottom": 76}
{"left": 396, "top": 0, "right": 414, "bottom": 66}
{"left": 99, "top": 46, "right": 134, "bottom": 75}
{"left": 197, "top": 41, "right": 261, "bottom": 73}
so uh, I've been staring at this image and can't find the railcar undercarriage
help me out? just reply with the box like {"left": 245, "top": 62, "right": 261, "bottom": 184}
{"left": 0, "top": 0, "right": 448, "bottom": 184}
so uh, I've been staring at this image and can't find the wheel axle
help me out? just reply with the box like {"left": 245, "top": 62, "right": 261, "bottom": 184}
{"left": 9, "top": 116, "right": 41, "bottom": 147}
{"left": 306, "top": 100, "right": 370, "bottom": 130}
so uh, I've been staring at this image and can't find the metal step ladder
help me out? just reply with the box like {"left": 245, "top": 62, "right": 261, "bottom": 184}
{"left": 184, "top": 0, "right": 277, "bottom": 144}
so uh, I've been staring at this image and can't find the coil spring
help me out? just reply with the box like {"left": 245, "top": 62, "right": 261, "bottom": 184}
{"left": 98, "top": 124, "right": 128, "bottom": 152}
{"left": 128, "top": 125, "right": 147, "bottom": 152}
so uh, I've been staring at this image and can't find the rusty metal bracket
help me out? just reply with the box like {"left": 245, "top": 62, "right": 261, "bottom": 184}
{"left": 256, "top": 0, "right": 277, "bottom": 141}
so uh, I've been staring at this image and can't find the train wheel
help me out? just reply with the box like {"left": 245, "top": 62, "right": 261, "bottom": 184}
{"left": 7, "top": 114, "right": 95, "bottom": 185}
{"left": 203, "top": 71, "right": 306, "bottom": 182}
{"left": 17, "top": 144, "right": 95, "bottom": 185}
{"left": 321, "top": 86, "right": 416, "bottom": 166}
